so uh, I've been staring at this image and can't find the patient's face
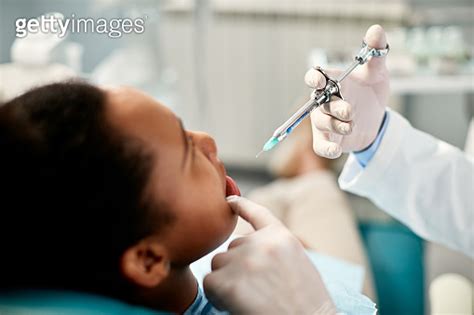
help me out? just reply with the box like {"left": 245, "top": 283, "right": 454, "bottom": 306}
{"left": 105, "top": 87, "right": 238, "bottom": 265}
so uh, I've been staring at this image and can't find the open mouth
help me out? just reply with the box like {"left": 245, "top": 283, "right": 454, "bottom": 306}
{"left": 225, "top": 175, "right": 241, "bottom": 197}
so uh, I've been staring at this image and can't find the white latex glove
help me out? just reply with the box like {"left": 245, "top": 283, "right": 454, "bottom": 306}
{"left": 305, "top": 24, "right": 390, "bottom": 158}
{"left": 203, "top": 196, "right": 337, "bottom": 315}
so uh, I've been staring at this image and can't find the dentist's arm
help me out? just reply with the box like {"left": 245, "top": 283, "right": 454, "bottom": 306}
{"left": 307, "top": 24, "right": 474, "bottom": 258}
{"left": 340, "top": 110, "right": 474, "bottom": 259}
{"left": 204, "top": 196, "right": 337, "bottom": 315}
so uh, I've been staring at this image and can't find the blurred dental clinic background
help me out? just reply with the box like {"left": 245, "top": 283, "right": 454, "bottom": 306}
{"left": 0, "top": 0, "right": 473, "bottom": 314}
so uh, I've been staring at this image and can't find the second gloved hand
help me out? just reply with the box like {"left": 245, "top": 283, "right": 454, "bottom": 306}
{"left": 204, "top": 196, "right": 337, "bottom": 315}
{"left": 305, "top": 24, "right": 390, "bottom": 159}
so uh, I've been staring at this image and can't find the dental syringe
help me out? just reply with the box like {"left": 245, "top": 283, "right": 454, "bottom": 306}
{"left": 256, "top": 41, "right": 389, "bottom": 158}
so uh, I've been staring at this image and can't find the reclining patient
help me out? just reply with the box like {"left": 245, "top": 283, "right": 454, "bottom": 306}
{"left": 0, "top": 82, "right": 241, "bottom": 314}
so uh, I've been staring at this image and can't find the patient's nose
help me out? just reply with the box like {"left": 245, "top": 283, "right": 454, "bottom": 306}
{"left": 190, "top": 131, "right": 218, "bottom": 158}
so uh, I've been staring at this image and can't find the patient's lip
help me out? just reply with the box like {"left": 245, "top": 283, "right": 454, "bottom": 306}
{"left": 225, "top": 176, "right": 241, "bottom": 197}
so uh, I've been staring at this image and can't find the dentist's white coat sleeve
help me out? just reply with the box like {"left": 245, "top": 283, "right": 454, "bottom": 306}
{"left": 339, "top": 109, "right": 474, "bottom": 258}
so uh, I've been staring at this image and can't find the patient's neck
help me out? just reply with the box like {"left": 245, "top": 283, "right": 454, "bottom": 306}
{"left": 135, "top": 265, "right": 198, "bottom": 313}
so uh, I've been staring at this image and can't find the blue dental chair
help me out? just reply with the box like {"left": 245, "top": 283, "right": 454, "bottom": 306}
{"left": 360, "top": 222, "right": 425, "bottom": 315}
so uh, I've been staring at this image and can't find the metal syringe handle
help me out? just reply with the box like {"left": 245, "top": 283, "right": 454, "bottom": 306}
{"left": 338, "top": 41, "right": 390, "bottom": 82}
{"left": 271, "top": 68, "right": 341, "bottom": 140}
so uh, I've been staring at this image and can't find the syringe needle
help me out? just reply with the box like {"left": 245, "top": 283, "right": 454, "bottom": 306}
{"left": 255, "top": 137, "right": 280, "bottom": 158}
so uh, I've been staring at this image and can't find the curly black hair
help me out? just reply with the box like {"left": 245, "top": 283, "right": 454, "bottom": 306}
{"left": 0, "top": 82, "right": 172, "bottom": 297}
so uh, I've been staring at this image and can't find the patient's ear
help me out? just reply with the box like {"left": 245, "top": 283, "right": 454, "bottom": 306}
{"left": 121, "top": 240, "right": 170, "bottom": 288}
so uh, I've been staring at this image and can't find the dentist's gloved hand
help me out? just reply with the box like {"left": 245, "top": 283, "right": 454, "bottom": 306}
{"left": 203, "top": 196, "right": 337, "bottom": 315}
{"left": 305, "top": 24, "right": 390, "bottom": 158}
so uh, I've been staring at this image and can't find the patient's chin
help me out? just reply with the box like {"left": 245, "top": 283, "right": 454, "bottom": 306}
{"left": 192, "top": 214, "right": 237, "bottom": 264}
{"left": 207, "top": 216, "right": 237, "bottom": 253}
{"left": 218, "top": 212, "right": 238, "bottom": 244}
{"left": 167, "top": 199, "right": 238, "bottom": 266}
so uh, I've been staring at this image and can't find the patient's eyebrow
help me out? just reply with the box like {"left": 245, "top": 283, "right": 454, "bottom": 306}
{"left": 178, "top": 118, "right": 189, "bottom": 168}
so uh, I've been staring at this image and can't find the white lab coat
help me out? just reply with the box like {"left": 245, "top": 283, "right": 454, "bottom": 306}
{"left": 339, "top": 109, "right": 474, "bottom": 259}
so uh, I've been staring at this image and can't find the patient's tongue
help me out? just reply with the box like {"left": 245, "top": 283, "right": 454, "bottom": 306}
{"left": 225, "top": 176, "right": 241, "bottom": 197}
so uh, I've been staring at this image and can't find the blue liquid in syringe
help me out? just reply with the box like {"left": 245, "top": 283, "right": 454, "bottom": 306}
{"left": 285, "top": 111, "right": 310, "bottom": 134}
